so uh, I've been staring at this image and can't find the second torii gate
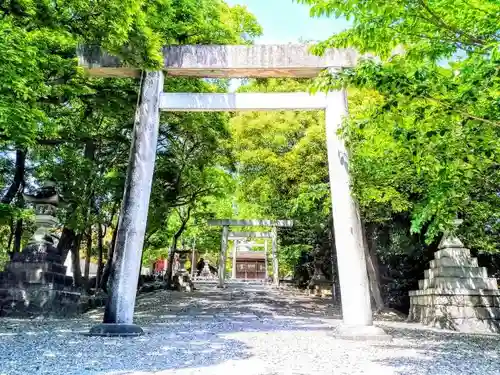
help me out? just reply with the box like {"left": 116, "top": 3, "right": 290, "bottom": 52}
{"left": 208, "top": 220, "right": 292, "bottom": 287}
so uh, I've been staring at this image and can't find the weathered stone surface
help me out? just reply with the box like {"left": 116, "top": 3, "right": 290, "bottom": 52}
{"left": 410, "top": 304, "right": 500, "bottom": 322}
{"left": 409, "top": 234, "right": 500, "bottom": 333}
{"left": 1, "top": 265, "right": 73, "bottom": 287}
{"left": 434, "top": 247, "right": 470, "bottom": 260}
{"left": 409, "top": 288, "right": 500, "bottom": 297}
{"left": 11, "top": 242, "right": 62, "bottom": 263}
{"left": 208, "top": 219, "right": 293, "bottom": 227}
{"left": 308, "top": 279, "right": 333, "bottom": 298}
{"left": 438, "top": 233, "right": 465, "bottom": 249}
{"left": 424, "top": 266, "right": 487, "bottom": 279}
{"left": 420, "top": 276, "right": 497, "bottom": 291}
{"left": 78, "top": 44, "right": 363, "bottom": 78}
{"left": 6, "top": 261, "right": 66, "bottom": 274}
{"left": 160, "top": 92, "right": 328, "bottom": 112}
{"left": 0, "top": 286, "right": 82, "bottom": 317}
{"left": 408, "top": 305, "right": 500, "bottom": 333}
{"left": 410, "top": 293, "right": 500, "bottom": 307}
{"left": 0, "top": 181, "right": 83, "bottom": 318}
{"left": 0, "top": 259, "right": 81, "bottom": 317}
{"left": 228, "top": 231, "right": 273, "bottom": 239}
{"left": 430, "top": 257, "right": 478, "bottom": 268}
{"left": 101, "top": 71, "right": 163, "bottom": 328}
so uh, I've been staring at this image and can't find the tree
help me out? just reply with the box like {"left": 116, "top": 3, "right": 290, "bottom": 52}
{"left": 228, "top": 78, "right": 333, "bottom": 279}
{"left": 299, "top": 0, "right": 500, "bottom": 247}
{"left": 0, "top": 1, "right": 262, "bottom": 274}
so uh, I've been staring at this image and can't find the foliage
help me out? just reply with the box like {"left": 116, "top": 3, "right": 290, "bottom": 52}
{"left": 0, "top": 0, "right": 262, "bottom": 275}
{"left": 228, "top": 78, "right": 332, "bottom": 276}
{"left": 300, "top": 0, "right": 500, "bottom": 248}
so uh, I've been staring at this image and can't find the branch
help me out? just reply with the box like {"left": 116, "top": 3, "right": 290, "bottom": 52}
{"left": 427, "top": 97, "right": 500, "bottom": 127}
{"left": 417, "top": 0, "right": 487, "bottom": 47}
{"left": 173, "top": 205, "right": 193, "bottom": 241}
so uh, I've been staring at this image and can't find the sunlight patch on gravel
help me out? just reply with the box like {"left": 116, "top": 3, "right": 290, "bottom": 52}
{"left": 0, "top": 286, "right": 499, "bottom": 375}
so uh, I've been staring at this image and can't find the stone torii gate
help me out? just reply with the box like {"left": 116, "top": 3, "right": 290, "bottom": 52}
{"left": 224, "top": 229, "right": 279, "bottom": 286}
{"left": 208, "top": 220, "right": 292, "bottom": 287}
{"left": 228, "top": 231, "right": 272, "bottom": 281}
{"left": 79, "top": 44, "right": 386, "bottom": 339}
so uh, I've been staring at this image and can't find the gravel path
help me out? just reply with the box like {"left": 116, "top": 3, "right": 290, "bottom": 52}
{"left": 0, "top": 284, "right": 499, "bottom": 375}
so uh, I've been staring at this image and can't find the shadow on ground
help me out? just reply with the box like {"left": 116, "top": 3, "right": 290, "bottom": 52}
{"left": 131, "top": 284, "right": 342, "bottom": 321}
{"left": 0, "top": 285, "right": 499, "bottom": 375}
{"left": 0, "top": 285, "right": 337, "bottom": 375}
{"left": 372, "top": 325, "right": 500, "bottom": 375}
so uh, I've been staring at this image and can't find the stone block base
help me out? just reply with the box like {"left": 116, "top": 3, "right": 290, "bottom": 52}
{"left": 409, "top": 305, "right": 500, "bottom": 333}
{"left": 307, "top": 282, "right": 333, "bottom": 298}
{"left": 173, "top": 273, "right": 194, "bottom": 292}
{"left": 0, "top": 285, "right": 82, "bottom": 318}
{"left": 333, "top": 324, "right": 392, "bottom": 341}
{"left": 87, "top": 323, "right": 144, "bottom": 337}
{"left": 409, "top": 289, "right": 500, "bottom": 307}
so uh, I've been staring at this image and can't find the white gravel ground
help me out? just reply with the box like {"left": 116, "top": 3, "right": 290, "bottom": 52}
{"left": 0, "top": 284, "right": 499, "bottom": 375}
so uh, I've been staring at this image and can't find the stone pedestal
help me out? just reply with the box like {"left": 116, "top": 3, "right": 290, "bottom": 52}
{"left": 308, "top": 247, "right": 333, "bottom": 298}
{"left": 172, "top": 252, "right": 194, "bottom": 292}
{"left": 308, "top": 279, "right": 333, "bottom": 298}
{"left": 307, "top": 270, "right": 333, "bottom": 298}
{"left": 200, "top": 262, "right": 216, "bottom": 279}
{"left": 0, "top": 245, "right": 81, "bottom": 317}
{"left": 409, "top": 235, "right": 500, "bottom": 333}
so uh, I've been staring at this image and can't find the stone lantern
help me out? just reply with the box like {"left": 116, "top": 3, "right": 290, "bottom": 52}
{"left": 0, "top": 181, "right": 81, "bottom": 317}
{"left": 308, "top": 245, "right": 333, "bottom": 298}
{"left": 172, "top": 250, "right": 194, "bottom": 292}
{"left": 12, "top": 181, "right": 61, "bottom": 263}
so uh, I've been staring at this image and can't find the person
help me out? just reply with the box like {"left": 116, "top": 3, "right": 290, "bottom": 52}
{"left": 196, "top": 258, "right": 205, "bottom": 276}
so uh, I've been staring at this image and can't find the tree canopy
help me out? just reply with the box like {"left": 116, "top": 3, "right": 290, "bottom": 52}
{"left": 299, "top": 0, "right": 500, "bottom": 248}
{"left": 0, "top": 0, "right": 262, "bottom": 285}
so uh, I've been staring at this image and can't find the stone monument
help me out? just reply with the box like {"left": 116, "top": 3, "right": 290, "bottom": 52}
{"left": 199, "top": 260, "right": 216, "bottom": 279}
{"left": 307, "top": 245, "right": 333, "bottom": 298}
{"left": 172, "top": 250, "right": 194, "bottom": 292}
{"left": 408, "top": 222, "right": 500, "bottom": 333}
{"left": 0, "top": 182, "right": 82, "bottom": 317}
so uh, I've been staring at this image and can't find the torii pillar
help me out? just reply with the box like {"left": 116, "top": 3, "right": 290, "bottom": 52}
{"left": 218, "top": 225, "right": 229, "bottom": 288}
{"left": 78, "top": 44, "right": 389, "bottom": 339}
{"left": 231, "top": 239, "right": 238, "bottom": 279}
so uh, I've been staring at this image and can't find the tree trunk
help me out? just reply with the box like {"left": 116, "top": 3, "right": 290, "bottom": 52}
{"left": 1, "top": 149, "right": 26, "bottom": 204}
{"left": 164, "top": 207, "right": 192, "bottom": 287}
{"left": 11, "top": 186, "right": 25, "bottom": 254}
{"left": 12, "top": 217, "right": 23, "bottom": 253}
{"left": 71, "top": 233, "right": 84, "bottom": 288}
{"left": 100, "top": 224, "right": 118, "bottom": 292}
{"left": 6, "top": 218, "right": 14, "bottom": 251}
{"left": 137, "top": 250, "right": 145, "bottom": 288}
{"left": 81, "top": 139, "right": 96, "bottom": 284}
{"left": 362, "top": 222, "right": 385, "bottom": 312}
{"left": 58, "top": 227, "right": 76, "bottom": 261}
{"left": 84, "top": 230, "right": 92, "bottom": 282}
{"left": 96, "top": 223, "right": 104, "bottom": 290}
{"left": 164, "top": 240, "right": 178, "bottom": 288}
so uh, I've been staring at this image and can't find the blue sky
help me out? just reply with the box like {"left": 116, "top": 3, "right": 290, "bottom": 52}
{"left": 225, "top": 0, "right": 349, "bottom": 43}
